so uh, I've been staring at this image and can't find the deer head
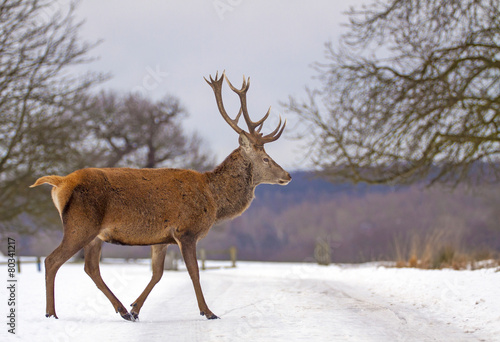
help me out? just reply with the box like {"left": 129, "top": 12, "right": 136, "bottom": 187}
{"left": 205, "top": 71, "right": 291, "bottom": 186}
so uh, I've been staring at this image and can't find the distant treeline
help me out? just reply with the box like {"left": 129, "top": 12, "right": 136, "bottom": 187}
{"left": 5, "top": 171, "right": 500, "bottom": 263}
{"left": 200, "top": 171, "right": 500, "bottom": 262}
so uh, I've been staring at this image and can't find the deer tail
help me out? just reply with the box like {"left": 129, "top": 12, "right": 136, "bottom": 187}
{"left": 30, "top": 175, "right": 64, "bottom": 188}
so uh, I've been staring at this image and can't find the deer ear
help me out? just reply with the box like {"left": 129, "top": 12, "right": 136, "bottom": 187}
{"left": 239, "top": 132, "right": 253, "bottom": 152}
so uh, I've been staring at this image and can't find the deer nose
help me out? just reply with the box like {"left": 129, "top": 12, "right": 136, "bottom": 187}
{"left": 279, "top": 172, "right": 292, "bottom": 185}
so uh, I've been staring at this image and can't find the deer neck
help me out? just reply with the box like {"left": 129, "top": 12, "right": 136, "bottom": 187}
{"left": 206, "top": 148, "right": 256, "bottom": 222}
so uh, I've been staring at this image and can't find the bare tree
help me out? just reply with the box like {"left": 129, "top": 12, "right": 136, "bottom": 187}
{"left": 0, "top": 0, "right": 104, "bottom": 231}
{"left": 285, "top": 0, "right": 500, "bottom": 185}
{"left": 83, "top": 91, "right": 215, "bottom": 171}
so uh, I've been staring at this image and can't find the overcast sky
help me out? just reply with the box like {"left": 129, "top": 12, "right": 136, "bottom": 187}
{"left": 73, "top": 0, "right": 362, "bottom": 170}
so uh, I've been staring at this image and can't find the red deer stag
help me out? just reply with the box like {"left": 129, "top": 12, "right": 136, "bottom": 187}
{"left": 30, "top": 71, "right": 291, "bottom": 321}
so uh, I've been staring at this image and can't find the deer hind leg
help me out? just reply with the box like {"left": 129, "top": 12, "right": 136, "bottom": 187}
{"left": 45, "top": 228, "right": 97, "bottom": 319}
{"left": 83, "top": 237, "right": 135, "bottom": 321}
{"left": 179, "top": 238, "right": 218, "bottom": 320}
{"left": 130, "top": 244, "right": 168, "bottom": 320}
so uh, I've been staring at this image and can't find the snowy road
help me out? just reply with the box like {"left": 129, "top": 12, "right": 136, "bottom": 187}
{"left": 3, "top": 261, "right": 499, "bottom": 341}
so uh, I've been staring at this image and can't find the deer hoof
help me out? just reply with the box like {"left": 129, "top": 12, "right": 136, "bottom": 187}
{"left": 120, "top": 312, "right": 137, "bottom": 322}
{"left": 201, "top": 311, "right": 219, "bottom": 320}
{"left": 122, "top": 313, "right": 136, "bottom": 322}
{"left": 131, "top": 312, "right": 139, "bottom": 321}
{"left": 45, "top": 313, "right": 58, "bottom": 319}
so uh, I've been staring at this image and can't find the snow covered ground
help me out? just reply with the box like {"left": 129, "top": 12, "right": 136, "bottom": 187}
{"left": 2, "top": 259, "right": 499, "bottom": 342}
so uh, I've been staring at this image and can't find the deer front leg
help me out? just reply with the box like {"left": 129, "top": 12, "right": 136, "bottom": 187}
{"left": 180, "top": 239, "right": 218, "bottom": 319}
{"left": 130, "top": 244, "right": 168, "bottom": 320}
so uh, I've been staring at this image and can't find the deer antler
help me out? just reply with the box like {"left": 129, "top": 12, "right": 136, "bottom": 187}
{"left": 205, "top": 71, "right": 286, "bottom": 146}
{"left": 204, "top": 71, "right": 244, "bottom": 135}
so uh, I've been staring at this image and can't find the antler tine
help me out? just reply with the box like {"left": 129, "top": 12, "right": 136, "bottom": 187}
{"left": 224, "top": 74, "right": 250, "bottom": 94}
{"left": 224, "top": 73, "right": 265, "bottom": 135}
{"left": 203, "top": 70, "right": 219, "bottom": 85}
{"left": 256, "top": 123, "right": 264, "bottom": 133}
{"left": 207, "top": 71, "right": 287, "bottom": 145}
{"left": 254, "top": 106, "right": 271, "bottom": 134}
{"left": 260, "top": 116, "right": 287, "bottom": 144}
{"left": 205, "top": 71, "right": 243, "bottom": 135}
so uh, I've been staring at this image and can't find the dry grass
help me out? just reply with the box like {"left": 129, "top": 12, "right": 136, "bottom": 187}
{"left": 392, "top": 226, "right": 499, "bottom": 270}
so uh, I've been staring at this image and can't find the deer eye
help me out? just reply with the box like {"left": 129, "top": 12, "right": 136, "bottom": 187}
{"left": 263, "top": 157, "right": 269, "bottom": 163}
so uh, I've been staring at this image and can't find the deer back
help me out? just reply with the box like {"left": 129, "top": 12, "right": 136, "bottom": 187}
{"left": 33, "top": 167, "right": 218, "bottom": 245}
